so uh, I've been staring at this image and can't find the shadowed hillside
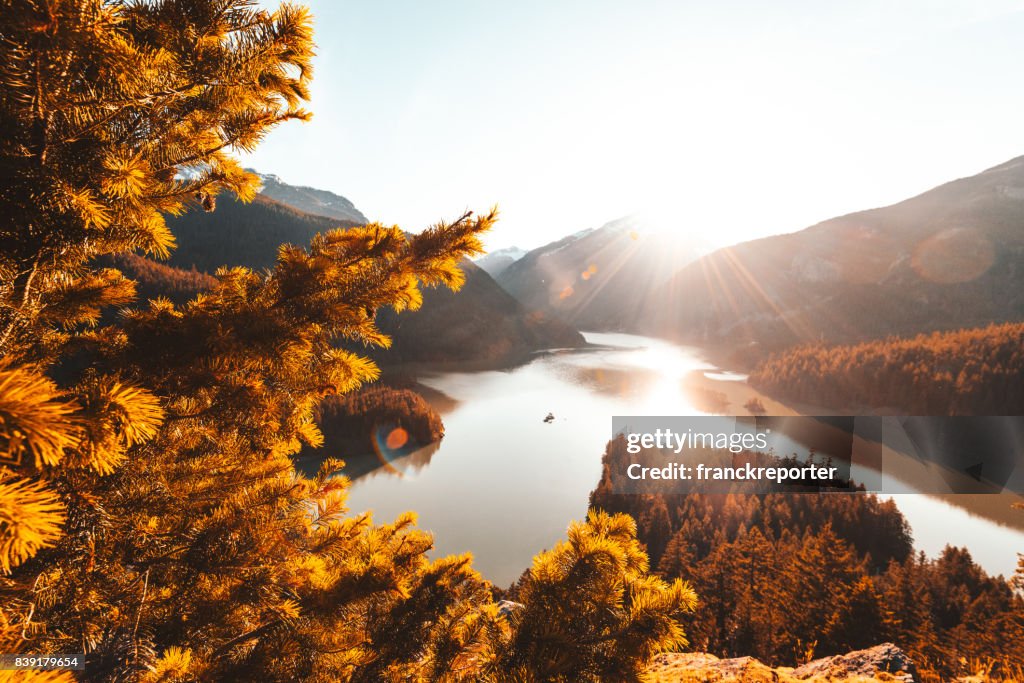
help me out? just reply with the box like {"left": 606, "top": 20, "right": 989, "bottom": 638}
{"left": 156, "top": 193, "right": 584, "bottom": 364}
{"left": 373, "top": 259, "right": 584, "bottom": 364}
{"left": 164, "top": 194, "right": 345, "bottom": 272}
{"left": 105, "top": 253, "right": 216, "bottom": 303}
{"left": 590, "top": 437, "right": 1024, "bottom": 681}
{"left": 650, "top": 157, "right": 1024, "bottom": 355}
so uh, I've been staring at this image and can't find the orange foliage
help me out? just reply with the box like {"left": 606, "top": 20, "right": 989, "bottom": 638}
{"left": 749, "top": 323, "right": 1024, "bottom": 414}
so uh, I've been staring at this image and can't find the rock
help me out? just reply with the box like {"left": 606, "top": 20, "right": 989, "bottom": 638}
{"left": 646, "top": 644, "right": 919, "bottom": 682}
{"left": 647, "top": 652, "right": 782, "bottom": 681}
{"left": 496, "top": 600, "right": 523, "bottom": 618}
{"left": 792, "top": 643, "right": 918, "bottom": 682}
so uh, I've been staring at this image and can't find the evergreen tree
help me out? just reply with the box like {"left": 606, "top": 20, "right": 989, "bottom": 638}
{"left": 1, "top": 2, "right": 696, "bottom": 680}
{"left": 496, "top": 511, "right": 697, "bottom": 683}
{"left": 0, "top": 0, "right": 315, "bottom": 359}
{"left": 692, "top": 531, "right": 741, "bottom": 656}
{"left": 785, "top": 523, "right": 861, "bottom": 659}
{"left": 637, "top": 496, "right": 671, "bottom": 569}
{"left": 734, "top": 527, "right": 783, "bottom": 663}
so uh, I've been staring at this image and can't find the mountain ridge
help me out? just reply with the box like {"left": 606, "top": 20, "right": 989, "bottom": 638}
{"left": 648, "top": 154, "right": 1024, "bottom": 355}
{"left": 249, "top": 168, "right": 368, "bottom": 224}
{"left": 498, "top": 216, "right": 707, "bottom": 331}
{"left": 474, "top": 246, "right": 527, "bottom": 277}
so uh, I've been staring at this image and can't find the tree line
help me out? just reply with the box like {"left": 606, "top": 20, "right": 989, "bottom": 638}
{"left": 591, "top": 436, "right": 1024, "bottom": 681}
{"left": 297, "top": 384, "right": 445, "bottom": 479}
{"left": 749, "top": 323, "right": 1024, "bottom": 414}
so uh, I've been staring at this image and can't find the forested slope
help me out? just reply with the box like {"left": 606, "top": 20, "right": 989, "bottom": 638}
{"left": 590, "top": 437, "right": 1024, "bottom": 680}
{"left": 749, "top": 323, "right": 1024, "bottom": 414}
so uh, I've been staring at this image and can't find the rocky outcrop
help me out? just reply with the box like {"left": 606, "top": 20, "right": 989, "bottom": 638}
{"left": 793, "top": 643, "right": 917, "bottom": 682}
{"left": 647, "top": 652, "right": 778, "bottom": 681}
{"left": 647, "top": 643, "right": 918, "bottom": 682}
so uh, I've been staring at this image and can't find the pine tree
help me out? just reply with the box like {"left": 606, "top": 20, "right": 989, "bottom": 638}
{"left": 1, "top": 0, "right": 317, "bottom": 662}
{"left": 1, "top": 2, "right": 697, "bottom": 680}
{"left": 782, "top": 523, "right": 862, "bottom": 660}
{"left": 692, "top": 530, "right": 741, "bottom": 657}
{"left": 734, "top": 527, "right": 783, "bottom": 663}
{"left": 495, "top": 511, "right": 697, "bottom": 683}
{"left": 0, "top": 0, "right": 316, "bottom": 359}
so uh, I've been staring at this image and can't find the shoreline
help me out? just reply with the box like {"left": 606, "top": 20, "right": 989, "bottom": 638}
{"left": 377, "top": 341, "right": 601, "bottom": 378}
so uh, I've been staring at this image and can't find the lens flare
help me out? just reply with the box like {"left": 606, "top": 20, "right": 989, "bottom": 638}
{"left": 911, "top": 228, "right": 994, "bottom": 284}
{"left": 371, "top": 423, "right": 421, "bottom": 476}
{"left": 385, "top": 427, "right": 409, "bottom": 449}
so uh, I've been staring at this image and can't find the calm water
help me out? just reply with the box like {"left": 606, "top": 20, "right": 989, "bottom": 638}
{"left": 345, "top": 332, "right": 1024, "bottom": 586}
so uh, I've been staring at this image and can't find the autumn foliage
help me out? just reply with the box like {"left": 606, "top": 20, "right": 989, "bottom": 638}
{"left": 0, "top": 1, "right": 695, "bottom": 680}
{"left": 749, "top": 323, "right": 1024, "bottom": 414}
{"left": 591, "top": 436, "right": 1024, "bottom": 681}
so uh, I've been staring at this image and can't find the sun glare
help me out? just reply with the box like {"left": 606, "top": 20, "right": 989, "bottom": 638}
{"left": 618, "top": 341, "right": 713, "bottom": 415}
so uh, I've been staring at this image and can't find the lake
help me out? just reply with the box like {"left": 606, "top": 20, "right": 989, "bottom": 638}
{"left": 345, "top": 332, "right": 1024, "bottom": 586}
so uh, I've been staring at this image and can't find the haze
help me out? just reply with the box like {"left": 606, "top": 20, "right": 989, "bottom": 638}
{"left": 245, "top": 0, "right": 1024, "bottom": 251}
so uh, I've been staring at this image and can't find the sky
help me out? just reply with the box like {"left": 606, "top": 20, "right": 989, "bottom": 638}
{"left": 244, "top": 0, "right": 1024, "bottom": 251}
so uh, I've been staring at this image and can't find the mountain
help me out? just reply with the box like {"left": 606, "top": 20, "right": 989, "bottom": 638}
{"left": 651, "top": 156, "right": 1024, "bottom": 355}
{"left": 497, "top": 217, "right": 707, "bottom": 330}
{"left": 373, "top": 258, "right": 583, "bottom": 365}
{"left": 159, "top": 192, "right": 583, "bottom": 364}
{"left": 250, "top": 170, "right": 368, "bottom": 224}
{"left": 165, "top": 194, "right": 344, "bottom": 272}
{"left": 474, "top": 246, "right": 527, "bottom": 277}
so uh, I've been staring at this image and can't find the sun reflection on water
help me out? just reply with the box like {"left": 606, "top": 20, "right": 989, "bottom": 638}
{"left": 554, "top": 333, "right": 719, "bottom": 415}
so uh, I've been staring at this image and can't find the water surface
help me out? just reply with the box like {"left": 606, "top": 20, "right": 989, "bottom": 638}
{"left": 345, "top": 332, "right": 1024, "bottom": 585}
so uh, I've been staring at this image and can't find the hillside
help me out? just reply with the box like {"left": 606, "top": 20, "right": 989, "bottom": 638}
{"left": 159, "top": 191, "right": 583, "bottom": 364}
{"left": 498, "top": 216, "right": 706, "bottom": 330}
{"left": 650, "top": 156, "right": 1024, "bottom": 354}
{"left": 164, "top": 194, "right": 343, "bottom": 272}
{"left": 749, "top": 323, "right": 1024, "bottom": 414}
{"left": 372, "top": 258, "right": 584, "bottom": 364}
{"left": 105, "top": 253, "right": 216, "bottom": 303}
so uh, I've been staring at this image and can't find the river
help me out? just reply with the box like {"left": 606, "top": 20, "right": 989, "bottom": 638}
{"left": 344, "top": 332, "right": 1024, "bottom": 586}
